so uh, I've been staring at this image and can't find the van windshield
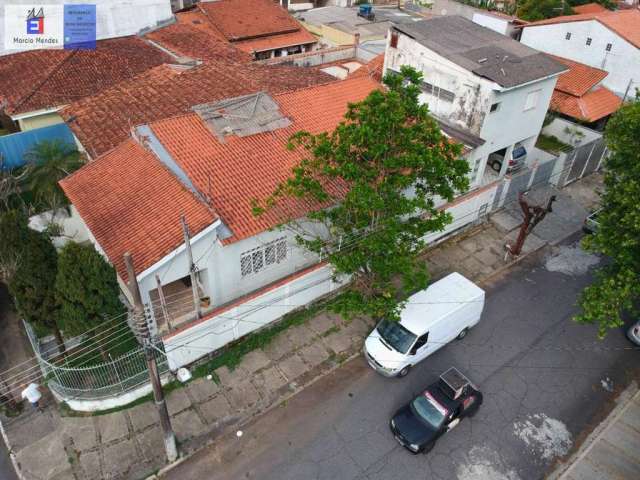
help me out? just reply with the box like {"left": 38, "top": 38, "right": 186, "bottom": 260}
{"left": 376, "top": 319, "right": 417, "bottom": 354}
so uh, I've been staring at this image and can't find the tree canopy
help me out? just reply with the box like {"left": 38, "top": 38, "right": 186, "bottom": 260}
{"left": 255, "top": 66, "right": 470, "bottom": 320}
{"left": 55, "top": 242, "right": 124, "bottom": 336}
{"left": 23, "top": 139, "right": 81, "bottom": 213}
{"left": 517, "top": 0, "right": 572, "bottom": 22}
{"left": 575, "top": 99, "right": 640, "bottom": 337}
{"left": 0, "top": 210, "right": 59, "bottom": 337}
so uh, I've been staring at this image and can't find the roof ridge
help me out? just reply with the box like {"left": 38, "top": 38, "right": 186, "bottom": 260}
{"left": 11, "top": 50, "right": 77, "bottom": 113}
{"left": 272, "top": 75, "right": 375, "bottom": 98}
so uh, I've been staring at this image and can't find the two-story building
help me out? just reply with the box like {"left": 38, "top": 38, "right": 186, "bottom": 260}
{"left": 520, "top": 8, "right": 640, "bottom": 98}
{"left": 384, "top": 16, "right": 567, "bottom": 187}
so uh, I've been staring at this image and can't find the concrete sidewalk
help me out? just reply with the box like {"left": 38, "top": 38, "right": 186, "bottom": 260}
{"left": 0, "top": 175, "right": 601, "bottom": 480}
{"left": 549, "top": 383, "right": 640, "bottom": 480}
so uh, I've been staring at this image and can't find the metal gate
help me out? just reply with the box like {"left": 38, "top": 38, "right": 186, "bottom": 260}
{"left": 563, "top": 138, "right": 607, "bottom": 186}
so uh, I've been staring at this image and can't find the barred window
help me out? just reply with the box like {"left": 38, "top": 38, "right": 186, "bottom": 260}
{"left": 421, "top": 81, "right": 455, "bottom": 103}
{"left": 240, "top": 238, "right": 287, "bottom": 277}
{"left": 240, "top": 255, "right": 252, "bottom": 277}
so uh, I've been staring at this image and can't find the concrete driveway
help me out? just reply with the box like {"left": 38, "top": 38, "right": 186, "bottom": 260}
{"left": 163, "top": 237, "right": 639, "bottom": 480}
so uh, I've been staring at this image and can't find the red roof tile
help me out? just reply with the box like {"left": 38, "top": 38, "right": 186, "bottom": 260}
{"left": 198, "top": 0, "right": 302, "bottom": 41}
{"left": 62, "top": 77, "right": 379, "bottom": 276}
{"left": 145, "top": 11, "right": 249, "bottom": 62}
{"left": 149, "top": 76, "right": 381, "bottom": 244}
{"left": 523, "top": 9, "right": 640, "bottom": 49}
{"left": 573, "top": 3, "right": 608, "bottom": 14}
{"left": 0, "top": 37, "right": 173, "bottom": 116}
{"left": 549, "top": 54, "right": 608, "bottom": 96}
{"left": 234, "top": 29, "right": 317, "bottom": 53}
{"left": 551, "top": 86, "right": 622, "bottom": 122}
{"left": 60, "top": 139, "right": 216, "bottom": 280}
{"left": 349, "top": 54, "right": 385, "bottom": 82}
{"left": 61, "top": 61, "right": 335, "bottom": 157}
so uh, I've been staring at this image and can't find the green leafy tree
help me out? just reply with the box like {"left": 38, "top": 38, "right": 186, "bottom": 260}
{"left": 23, "top": 139, "right": 81, "bottom": 213}
{"left": 517, "top": 0, "right": 573, "bottom": 21}
{"left": 0, "top": 211, "right": 62, "bottom": 342}
{"left": 255, "top": 66, "right": 469, "bottom": 320}
{"left": 575, "top": 99, "right": 640, "bottom": 337}
{"left": 55, "top": 242, "right": 124, "bottom": 337}
{"left": 0, "top": 210, "right": 30, "bottom": 282}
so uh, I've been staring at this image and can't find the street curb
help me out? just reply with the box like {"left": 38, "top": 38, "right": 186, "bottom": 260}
{"left": 149, "top": 351, "right": 361, "bottom": 479}
{"left": 546, "top": 382, "right": 640, "bottom": 480}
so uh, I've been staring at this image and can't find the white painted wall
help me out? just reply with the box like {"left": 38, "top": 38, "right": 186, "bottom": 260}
{"left": 422, "top": 182, "right": 499, "bottom": 244}
{"left": 163, "top": 263, "right": 344, "bottom": 370}
{"left": 0, "top": 0, "right": 173, "bottom": 56}
{"left": 472, "top": 12, "right": 510, "bottom": 36}
{"left": 136, "top": 220, "right": 324, "bottom": 326}
{"left": 520, "top": 21, "right": 640, "bottom": 97}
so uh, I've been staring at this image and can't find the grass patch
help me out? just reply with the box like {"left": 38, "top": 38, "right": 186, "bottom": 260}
{"left": 536, "top": 134, "right": 573, "bottom": 154}
{"left": 322, "top": 325, "right": 340, "bottom": 337}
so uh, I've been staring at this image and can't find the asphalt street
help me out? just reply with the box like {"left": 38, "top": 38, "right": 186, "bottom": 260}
{"left": 164, "top": 238, "right": 639, "bottom": 480}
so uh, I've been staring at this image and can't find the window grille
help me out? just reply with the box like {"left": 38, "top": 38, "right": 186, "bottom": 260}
{"left": 605, "top": 43, "right": 612, "bottom": 52}
{"left": 240, "top": 237, "right": 287, "bottom": 277}
{"left": 421, "top": 81, "right": 455, "bottom": 103}
{"left": 586, "top": 37, "right": 592, "bottom": 46}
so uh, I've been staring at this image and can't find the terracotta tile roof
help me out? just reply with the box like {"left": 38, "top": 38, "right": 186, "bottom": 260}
{"left": 145, "top": 11, "right": 249, "bottom": 62}
{"left": 549, "top": 54, "right": 609, "bottom": 96}
{"left": 0, "top": 37, "right": 173, "bottom": 116}
{"left": 551, "top": 86, "right": 622, "bottom": 122}
{"left": 234, "top": 29, "right": 317, "bottom": 53}
{"left": 523, "top": 9, "right": 640, "bottom": 49}
{"left": 61, "top": 61, "right": 335, "bottom": 157}
{"left": 349, "top": 54, "right": 384, "bottom": 82}
{"left": 198, "top": 0, "right": 302, "bottom": 41}
{"left": 59, "top": 139, "right": 216, "bottom": 280}
{"left": 573, "top": 3, "right": 608, "bottom": 14}
{"left": 149, "top": 76, "right": 381, "bottom": 244}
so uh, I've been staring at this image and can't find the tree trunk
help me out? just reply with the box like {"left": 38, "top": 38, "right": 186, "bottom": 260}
{"left": 52, "top": 325, "right": 67, "bottom": 358}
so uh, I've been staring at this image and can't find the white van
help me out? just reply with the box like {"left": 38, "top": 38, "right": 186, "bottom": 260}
{"left": 364, "top": 272, "right": 485, "bottom": 377}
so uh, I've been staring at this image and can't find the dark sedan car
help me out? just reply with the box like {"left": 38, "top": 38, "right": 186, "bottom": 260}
{"left": 390, "top": 368, "right": 482, "bottom": 454}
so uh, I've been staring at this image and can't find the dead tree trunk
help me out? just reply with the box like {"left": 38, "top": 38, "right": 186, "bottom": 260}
{"left": 505, "top": 192, "right": 557, "bottom": 258}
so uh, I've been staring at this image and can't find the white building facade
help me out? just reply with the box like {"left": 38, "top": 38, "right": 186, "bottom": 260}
{"left": 520, "top": 13, "right": 640, "bottom": 97}
{"left": 384, "top": 16, "right": 564, "bottom": 187}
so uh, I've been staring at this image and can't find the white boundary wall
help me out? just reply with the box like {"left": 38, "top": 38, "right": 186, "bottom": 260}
{"left": 163, "top": 264, "right": 345, "bottom": 370}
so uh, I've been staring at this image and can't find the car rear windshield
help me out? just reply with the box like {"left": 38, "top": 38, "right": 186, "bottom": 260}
{"left": 376, "top": 319, "right": 417, "bottom": 354}
{"left": 512, "top": 146, "right": 526, "bottom": 159}
{"left": 411, "top": 393, "right": 447, "bottom": 429}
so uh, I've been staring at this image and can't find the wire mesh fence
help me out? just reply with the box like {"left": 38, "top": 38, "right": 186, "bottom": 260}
{"left": 24, "top": 321, "right": 169, "bottom": 401}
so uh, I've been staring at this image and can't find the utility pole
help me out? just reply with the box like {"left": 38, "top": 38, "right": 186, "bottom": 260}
{"left": 180, "top": 215, "right": 202, "bottom": 320}
{"left": 124, "top": 253, "right": 178, "bottom": 463}
{"left": 505, "top": 192, "right": 556, "bottom": 258}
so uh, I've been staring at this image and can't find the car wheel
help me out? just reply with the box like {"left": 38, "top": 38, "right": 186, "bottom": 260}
{"left": 397, "top": 365, "right": 411, "bottom": 378}
{"left": 456, "top": 328, "right": 469, "bottom": 340}
{"left": 491, "top": 160, "right": 502, "bottom": 172}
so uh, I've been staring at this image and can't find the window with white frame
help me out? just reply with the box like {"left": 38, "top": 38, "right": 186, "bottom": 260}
{"left": 240, "top": 237, "right": 287, "bottom": 277}
{"left": 565, "top": 32, "right": 571, "bottom": 40}
{"left": 606, "top": 43, "right": 612, "bottom": 52}
{"left": 524, "top": 90, "right": 540, "bottom": 111}
{"left": 586, "top": 37, "right": 592, "bottom": 46}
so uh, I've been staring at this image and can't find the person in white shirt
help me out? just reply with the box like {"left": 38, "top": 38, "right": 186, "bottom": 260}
{"left": 21, "top": 383, "right": 43, "bottom": 411}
